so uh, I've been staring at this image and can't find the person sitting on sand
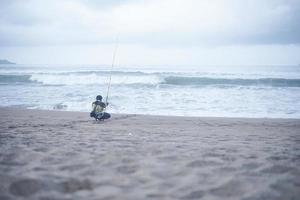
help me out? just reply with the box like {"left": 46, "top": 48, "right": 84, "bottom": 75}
{"left": 90, "top": 95, "right": 111, "bottom": 120}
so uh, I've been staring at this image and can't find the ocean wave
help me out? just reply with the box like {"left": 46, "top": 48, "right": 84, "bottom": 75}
{"left": 0, "top": 69, "right": 159, "bottom": 76}
{"left": 162, "top": 76, "right": 300, "bottom": 87}
{"left": 1, "top": 73, "right": 300, "bottom": 87}
{"left": 0, "top": 75, "right": 32, "bottom": 84}
{"left": 0, "top": 74, "right": 161, "bottom": 85}
{"left": 29, "top": 73, "right": 161, "bottom": 85}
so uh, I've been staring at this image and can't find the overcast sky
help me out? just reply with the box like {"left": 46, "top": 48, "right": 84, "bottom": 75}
{"left": 0, "top": 0, "right": 300, "bottom": 66}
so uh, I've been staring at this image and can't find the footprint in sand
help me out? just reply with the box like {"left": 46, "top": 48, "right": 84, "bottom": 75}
{"left": 187, "top": 160, "right": 221, "bottom": 168}
{"left": 9, "top": 178, "right": 44, "bottom": 197}
{"left": 116, "top": 165, "right": 138, "bottom": 174}
{"left": 209, "top": 180, "right": 249, "bottom": 197}
{"left": 182, "top": 190, "right": 204, "bottom": 199}
{"left": 261, "top": 165, "right": 295, "bottom": 174}
{"left": 62, "top": 178, "right": 94, "bottom": 193}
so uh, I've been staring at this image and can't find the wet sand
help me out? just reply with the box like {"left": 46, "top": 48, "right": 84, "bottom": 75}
{"left": 0, "top": 107, "right": 299, "bottom": 200}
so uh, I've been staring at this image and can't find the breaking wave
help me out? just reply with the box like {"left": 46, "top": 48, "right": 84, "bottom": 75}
{"left": 1, "top": 65, "right": 300, "bottom": 118}
{"left": 162, "top": 76, "right": 300, "bottom": 87}
{"left": 0, "top": 75, "right": 32, "bottom": 84}
{"left": 1, "top": 73, "right": 300, "bottom": 87}
{"left": 0, "top": 74, "right": 161, "bottom": 86}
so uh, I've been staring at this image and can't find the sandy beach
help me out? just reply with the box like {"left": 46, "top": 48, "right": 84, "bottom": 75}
{"left": 0, "top": 107, "right": 299, "bottom": 200}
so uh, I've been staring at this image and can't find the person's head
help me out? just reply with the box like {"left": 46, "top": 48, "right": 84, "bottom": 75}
{"left": 96, "top": 95, "right": 102, "bottom": 101}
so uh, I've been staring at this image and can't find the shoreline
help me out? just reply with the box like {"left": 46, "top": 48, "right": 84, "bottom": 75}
{"left": 1, "top": 107, "right": 300, "bottom": 199}
{"left": 1, "top": 106, "right": 299, "bottom": 121}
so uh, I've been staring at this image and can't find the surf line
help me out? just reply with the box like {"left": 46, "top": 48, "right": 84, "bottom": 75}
{"left": 105, "top": 34, "right": 119, "bottom": 106}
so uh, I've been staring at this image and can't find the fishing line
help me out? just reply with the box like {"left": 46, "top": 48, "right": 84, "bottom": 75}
{"left": 105, "top": 34, "right": 119, "bottom": 105}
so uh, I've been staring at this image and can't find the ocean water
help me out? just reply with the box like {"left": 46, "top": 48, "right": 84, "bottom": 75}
{"left": 0, "top": 64, "right": 300, "bottom": 118}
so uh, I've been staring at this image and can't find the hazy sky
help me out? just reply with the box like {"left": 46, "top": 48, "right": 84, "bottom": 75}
{"left": 0, "top": 0, "right": 300, "bottom": 66}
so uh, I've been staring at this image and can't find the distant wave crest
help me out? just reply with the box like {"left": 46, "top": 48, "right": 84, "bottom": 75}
{"left": 163, "top": 76, "right": 300, "bottom": 87}
{"left": 0, "top": 75, "right": 32, "bottom": 84}
{"left": 1, "top": 73, "right": 300, "bottom": 87}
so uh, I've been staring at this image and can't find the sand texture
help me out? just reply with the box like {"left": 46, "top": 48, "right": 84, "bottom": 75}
{"left": 0, "top": 108, "right": 300, "bottom": 200}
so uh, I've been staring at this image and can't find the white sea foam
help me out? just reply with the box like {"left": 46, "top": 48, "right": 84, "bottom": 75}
{"left": 1, "top": 65, "right": 300, "bottom": 118}
{"left": 29, "top": 73, "right": 161, "bottom": 85}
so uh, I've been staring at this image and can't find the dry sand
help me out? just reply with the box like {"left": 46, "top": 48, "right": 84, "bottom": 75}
{"left": 0, "top": 107, "right": 299, "bottom": 200}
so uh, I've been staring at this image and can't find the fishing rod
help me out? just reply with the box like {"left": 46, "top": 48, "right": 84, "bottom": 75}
{"left": 105, "top": 34, "right": 119, "bottom": 105}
